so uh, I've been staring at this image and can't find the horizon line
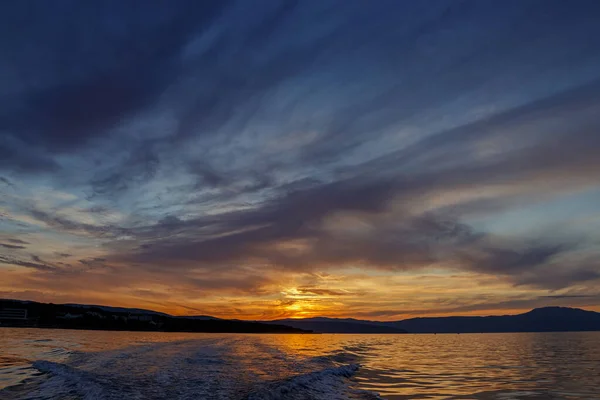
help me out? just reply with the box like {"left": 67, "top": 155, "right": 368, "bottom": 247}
{"left": 2, "top": 298, "right": 596, "bottom": 322}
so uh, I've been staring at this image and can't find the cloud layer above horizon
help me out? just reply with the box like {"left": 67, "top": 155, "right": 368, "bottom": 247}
{"left": 2, "top": 0, "right": 600, "bottom": 319}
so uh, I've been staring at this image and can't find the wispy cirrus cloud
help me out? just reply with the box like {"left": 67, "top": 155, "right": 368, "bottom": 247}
{"left": 1, "top": 0, "right": 600, "bottom": 318}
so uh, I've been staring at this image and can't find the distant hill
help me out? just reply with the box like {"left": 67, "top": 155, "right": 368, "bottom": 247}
{"left": 3, "top": 300, "right": 598, "bottom": 334}
{"left": 391, "top": 307, "right": 600, "bottom": 333}
{"left": 264, "top": 317, "right": 408, "bottom": 333}
{"left": 266, "top": 307, "right": 600, "bottom": 334}
{"left": 0, "top": 299, "right": 307, "bottom": 333}
{"left": 63, "top": 303, "right": 171, "bottom": 316}
{"left": 175, "top": 315, "right": 221, "bottom": 320}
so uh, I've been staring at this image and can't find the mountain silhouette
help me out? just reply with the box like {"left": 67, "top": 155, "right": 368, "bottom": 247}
{"left": 0, "top": 299, "right": 307, "bottom": 333}
{"left": 263, "top": 317, "right": 408, "bottom": 333}
{"left": 267, "top": 307, "right": 600, "bottom": 333}
{"left": 3, "top": 300, "right": 598, "bottom": 334}
{"left": 391, "top": 307, "right": 600, "bottom": 333}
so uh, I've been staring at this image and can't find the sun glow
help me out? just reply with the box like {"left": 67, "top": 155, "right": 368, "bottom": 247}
{"left": 279, "top": 286, "right": 340, "bottom": 319}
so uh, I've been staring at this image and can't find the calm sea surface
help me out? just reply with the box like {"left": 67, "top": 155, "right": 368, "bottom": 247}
{"left": 0, "top": 329, "right": 598, "bottom": 399}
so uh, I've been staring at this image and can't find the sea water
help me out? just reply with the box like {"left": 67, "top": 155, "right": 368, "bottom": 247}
{"left": 1, "top": 329, "right": 599, "bottom": 399}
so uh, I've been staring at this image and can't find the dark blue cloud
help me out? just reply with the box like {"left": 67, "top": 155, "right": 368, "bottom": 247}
{"left": 1, "top": 0, "right": 600, "bottom": 296}
{"left": 1, "top": 0, "right": 227, "bottom": 152}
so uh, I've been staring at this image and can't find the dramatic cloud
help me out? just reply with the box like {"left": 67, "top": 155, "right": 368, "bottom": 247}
{"left": 1, "top": 0, "right": 600, "bottom": 318}
{"left": 0, "top": 243, "right": 26, "bottom": 249}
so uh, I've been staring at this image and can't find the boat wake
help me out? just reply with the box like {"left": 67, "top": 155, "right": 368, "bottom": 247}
{"left": 2, "top": 337, "right": 380, "bottom": 400}
{"left": 245, "top": 364, "right": 381, "bottom": 400}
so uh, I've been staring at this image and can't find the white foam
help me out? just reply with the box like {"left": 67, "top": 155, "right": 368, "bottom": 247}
{"left": 33, "top": 360, "right": 107, "bottom": 400}
{"left": 18, "top": 339, "right": 382, "bottom": 400}
{"left": 246, "top": 364, "right": 381, "bottom": 400}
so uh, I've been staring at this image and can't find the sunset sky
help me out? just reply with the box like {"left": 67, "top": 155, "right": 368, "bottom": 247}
{"left": 1, "top": 0, "right": 600, "bottom": 320}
